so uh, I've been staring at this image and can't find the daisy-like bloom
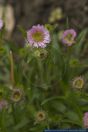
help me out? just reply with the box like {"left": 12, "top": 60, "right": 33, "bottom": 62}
{"left": 35, "top": 111, "right": 46, "bottom": 123}
{"left": 0, "top": 19, "right": 3, "bottom": 29}
{"left": 27, "top": 24, "right": 50, "bottom": 48}
{"left": 62, "top": 29, "right": 77, "bottom": 46}
{"left": 0, "top": 99, "right": 8, "bottom": 111}
{"left": 72, "top": 76, "right": 84, "bottom": 89}
{"left": 83, "top": 112, "right": 88, "bottom": 128}
{"left": 11, "top": 89, "right": 23, "bottom": 102}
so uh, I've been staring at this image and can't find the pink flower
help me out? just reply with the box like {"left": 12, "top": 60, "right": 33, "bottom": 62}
{"left": 0, "top": 19, "right": 3, "bottom": 29}
{"left": 0, "top": 99, "right": 8, "bottom": 111}
{"left": 62, "top": 29, "right": 77, "bottom": 46}
{"left": 27, "top": 24, "right": 50, "bottom": 48}
{"left": 83, "top": 112, "right": 88, "bottom": 128}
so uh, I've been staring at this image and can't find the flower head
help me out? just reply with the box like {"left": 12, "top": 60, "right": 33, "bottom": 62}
{"left": 35, "top": 111, "right": 46, "bottom": 123}
{"left": 33, "top": 50, "right": 41, "bottom": 57}
{"left": 39, "top": 49, "right": 48, "bottom": 59}
{"left": 83, "top": 112, "right": 88, "bottom": 128}
{"left": 62, "top": 29, "right": 77, "bottom": 46}
{"left": 34, "top": 49, "right": 48, "bottom": 59}
{"left": 72, "top": 76, "right": 84, "bottom": 89}
{"left": 27, "top": 25, "right": 50, "bottom": 48}
{"left": 0, "top": 19, "right": 3, "bottom": 29}
{"left": 0, "top": 99, "right": 8, "bottom": 111}
{"left": 11, "top": 89, "right": 23, "bottom": 102}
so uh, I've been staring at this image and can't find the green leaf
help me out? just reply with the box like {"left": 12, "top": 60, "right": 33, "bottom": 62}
{"left": 52, "top": 101, "right": 66, "bottom": 113}
{"left": 65, "top": 111, "right": 82, "bottom": 126}
{"left": 41, "top": 96, "right": 65, "bottom": 106}
{"left": 14, "top": 118, "right": 29, "bottom": 130}
{"left": 74, "top": 29, "right": 88, "bottom": 56}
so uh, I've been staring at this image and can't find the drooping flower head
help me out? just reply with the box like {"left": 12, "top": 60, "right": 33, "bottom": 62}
{"left": 11, "top": 88, "right": 23, "bottom": 102}
{"left": 34, "top": 49, "right": 48, "bottom": 59}
{"left": 27, "top": 24, "right": 50, "bottom": 48}
{"left": 62, "top": 29, "right": 77, "bottom": 46}
{"left": 0, "top": 99, "right": 8, "bottom": 111}
{"left": 72, "top": 76, "right": 84, "bottom": 89}
{"left": 0, "top": 19, "right": 3, "bottom": 29}
{"left": 83, "top": 112, "right": 88, "bottom": 128}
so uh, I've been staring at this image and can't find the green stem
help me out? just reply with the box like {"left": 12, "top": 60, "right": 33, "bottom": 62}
{"left": 12, "top": 104, "right": 18, "bottom": 124}
{"left": 9, "top": 51, "right": 15, "bottom": 88}
{"left": 37, "top": 58, "right": 44, "bottom": 85}
{"left": 0, "top": 110, "right": 7, "bottom": 132}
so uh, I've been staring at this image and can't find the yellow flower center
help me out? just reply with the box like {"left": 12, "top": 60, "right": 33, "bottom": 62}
{"left": 32, "top": 31, "right": 43, "bottom": 42}
{"left": 13, "top": 91, "right": 21, "bottom": 101}
{"left": 65, "top": 33, "right": 74, "bottom": 43}
{"left": 36, "top": 111, "right": 46, "bottom": 121}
